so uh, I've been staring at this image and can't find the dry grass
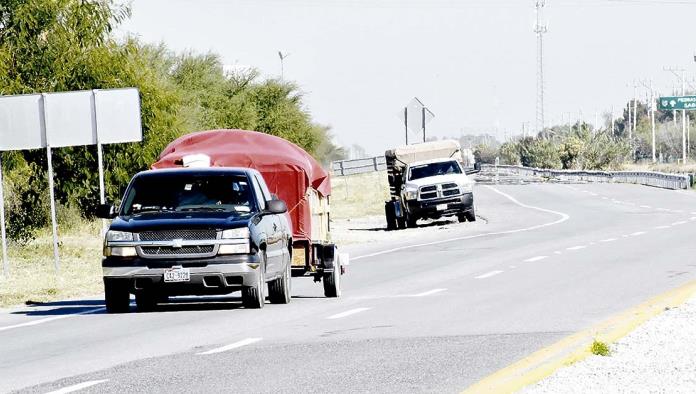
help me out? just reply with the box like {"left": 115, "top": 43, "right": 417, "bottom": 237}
{"left": 0, "top": 219, "right": 103, "bottom": 308}
{"left": 330, "top": 171, "right": 391, "bottom": 219}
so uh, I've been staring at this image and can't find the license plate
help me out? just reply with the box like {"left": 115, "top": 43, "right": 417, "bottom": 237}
{"left": 164, "top": 267, "right": 190, "bottom": 283}
{"left": 436, "top": 204, "right": 448, "bottom": 211}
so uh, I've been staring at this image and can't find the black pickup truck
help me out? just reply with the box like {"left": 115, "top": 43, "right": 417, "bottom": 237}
{"left": 97, "top": 167, "right": 292, "bottom": 313}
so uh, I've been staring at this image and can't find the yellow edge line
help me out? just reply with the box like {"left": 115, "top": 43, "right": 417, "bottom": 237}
{"left": 462, "top": 279, "right": 696, "bottom": 394}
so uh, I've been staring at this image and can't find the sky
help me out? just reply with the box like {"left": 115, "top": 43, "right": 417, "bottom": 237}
{"left": 119, "top": 0, "right": 696, "bottom": 156}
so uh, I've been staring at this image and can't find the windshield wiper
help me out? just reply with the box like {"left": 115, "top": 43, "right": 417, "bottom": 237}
{"left": 178, "top": 206, "right": 226, "bottom": 212}
{"left": 134, "top": 206, "right": 174, "bottom": 213}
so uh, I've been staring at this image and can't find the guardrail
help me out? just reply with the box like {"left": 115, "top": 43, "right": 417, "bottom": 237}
{"left": 332, "top": 156, "right": 387, "bottom": 176}
{"left": 482, "top": 164, "right": 693, "bottom": 190}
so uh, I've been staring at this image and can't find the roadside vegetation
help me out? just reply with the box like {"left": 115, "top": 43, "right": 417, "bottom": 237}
{"left": 590, "top": 339, "right": 611, "bottom": 357}
{"left": 330, "top": 171, "right": 390, "bottom": 220}
{"left": 0, "top": 0, "right": 345, "bottom": 245}
{"left": 473, "top": 104, "right": 696, "bottom": 172}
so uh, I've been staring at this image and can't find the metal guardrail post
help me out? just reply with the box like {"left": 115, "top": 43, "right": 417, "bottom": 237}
{"left": 373, "top": 156, "right": 379, "bottom": 171}
{"left": 339, "top": 161, "right": 345, "bottom": 176}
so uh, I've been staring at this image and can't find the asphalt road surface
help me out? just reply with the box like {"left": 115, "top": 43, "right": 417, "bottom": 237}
{"left": 2, "top": 183, "right": 696, "bottom": 393}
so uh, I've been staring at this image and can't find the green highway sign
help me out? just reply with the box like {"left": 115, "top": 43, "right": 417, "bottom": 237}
{"left": 658, "top": 96, "right": 696, "bottom": 110}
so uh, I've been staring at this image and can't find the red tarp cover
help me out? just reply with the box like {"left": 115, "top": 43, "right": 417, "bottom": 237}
{"left": 152, "top": 129, "right": 331, "bottom": 243}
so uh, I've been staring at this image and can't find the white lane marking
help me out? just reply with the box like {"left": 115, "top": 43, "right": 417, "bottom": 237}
{"left": 601, "top": 197, "right": 609, "bottom": 200}
{"left": 566, "top": 245, "right": 587, "bottom": 251}
{"left": 327, "top": 308, "right": 371, "bottom": 320}
{"left": 600, "top": 238, "right": 617, "bottom": 243}
{"left": 691, "top": 211, "right": 696, "bottom": 215}
{"left": 672, "top": 221, "right": 687, "bottom": 226}
{"left": 690, "top": 217, "right": 696, "bottom": 221}
{"left": 655, "top": 225, "right": 671, "bottom": 230}
{"left": 640, "top": 205, "right": 652, "bottom": 209}
{"left": 409, "top": 288, "right": 447, "bottom": 297}
{"left": 353, "top": 186, "right": 570, "bottom": 261}
{"left": 674, "top": 210, "right": 685, "bottom": 213}
{"left": 553, "top": 251, "right": 562, "bottom": 255}
{"left": 657, "top": 208, "right": 670, "bottom": 212}
{"left": 0, "top": 307, "right": 105, "bottom": 333}
{"left": 509, "top": 265, "right": 517, "bottom": 268}
{"left": 630, "top": 231, "right": 646, "bottom": 236}
{"left": 475, "top": 270, "right": 504, "bottom": 279}
{"left": 45, "top": 379, "right": 109, "bottom": 394}
{"left": 198, "top": 338, "right": 262, "bottom": 355}
{"left": 589, "top": 193, "right": 598, "bottom": 196}
{"left": 524, "top": 256, "right": 548, "bottom": 263}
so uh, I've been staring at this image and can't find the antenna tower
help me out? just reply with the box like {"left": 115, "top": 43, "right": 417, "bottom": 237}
{"left": 534, "top": 1, "right": 548, "bottom": 134}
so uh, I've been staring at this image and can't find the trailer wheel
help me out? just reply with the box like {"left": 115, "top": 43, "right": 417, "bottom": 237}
{"left": 269, "top": 260, "right": 291, "bottom": 304}
{"left": 243, "top": 253, "right": 266, "bottom": 309}
{"left": 323, "top": 266, "right": 341, "bottom": 298}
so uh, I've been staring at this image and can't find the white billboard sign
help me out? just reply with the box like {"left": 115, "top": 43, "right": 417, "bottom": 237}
{"left": 0, "top": 94, "right": 46, "bottom": 151}
{"left": 94, "top": 88, "right": 142, "bottom": 144}
{"left": 44, "top": 90, "right": 96, "bottom": 147}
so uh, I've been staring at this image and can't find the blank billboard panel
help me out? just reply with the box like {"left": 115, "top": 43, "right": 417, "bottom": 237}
{"left": 0, "top": 94, "right": 46, "bottom": 151}
{"left": 95, "top": 88, "right": 142, "bottom": 144}
{"left": 44, "top": 91, "right": 96, "bottom": 148}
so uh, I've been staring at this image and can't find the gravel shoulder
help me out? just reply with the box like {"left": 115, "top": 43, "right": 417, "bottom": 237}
{"left": 522, "top": 292, "right": 696, "bottom": 393}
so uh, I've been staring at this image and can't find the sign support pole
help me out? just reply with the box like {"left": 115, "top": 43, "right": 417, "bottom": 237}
{"left": 42, "top": 94, "right": 60, "bottom": 272}
{"left": 0, "top": 155, "right": 8, "bottom": 277}
{"left": 404, "top": 107, "right": 408, "bottom": 145}
{"left": 422, "top": 107, "right": 426, "bottom": 143}
{"left": 93, "top": 90, "right": 107, "bottom": 235}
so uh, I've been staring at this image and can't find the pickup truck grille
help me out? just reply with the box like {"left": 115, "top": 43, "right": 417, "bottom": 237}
{"left": 418, "top": 183, "right": 461, "bottom": 200}
{"left": 141, "top": 245, "right": 215, "bottom": 256}
{"left": 139, "top": 229, "right": 218, "bottom": 242}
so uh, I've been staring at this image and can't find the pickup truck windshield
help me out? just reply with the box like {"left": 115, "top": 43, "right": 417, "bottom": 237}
{"left": 408, "top": 160, "right": 462, "bottom": 181}
{"left": 121, "top": 174, "right": 256, "bottom": 215}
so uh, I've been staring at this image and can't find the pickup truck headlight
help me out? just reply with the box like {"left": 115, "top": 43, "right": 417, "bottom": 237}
{"left": 221, "top": 228, "right": 250, "bottom": 239}
{"left": 105, "top": 230, "right": 134, "bottom": 242}
{"left": 219, "top": 227, "right": 251, "bottom": 255}
{"left": 458, "top": 182, "right": 474, "bottom": 193}
{"left": 404, "top": 189, "right": 418, "bottom": 200}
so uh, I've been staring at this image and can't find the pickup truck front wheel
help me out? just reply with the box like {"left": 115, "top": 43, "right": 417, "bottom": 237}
{"left": 243, "top": 254, "right": 266, "bottom": 309}
{"left": 135, "top": 290, "right": 158, "bottom": 312}
{"left": 104, "top": 279, "right": 130, "bottom": 314}
{"left": 268, "top": 261, "right": 291, "bottom": 304}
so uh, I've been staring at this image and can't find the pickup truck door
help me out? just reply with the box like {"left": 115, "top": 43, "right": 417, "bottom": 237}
{"left": 251, "top": 174, "right": 283, "bottom": 275}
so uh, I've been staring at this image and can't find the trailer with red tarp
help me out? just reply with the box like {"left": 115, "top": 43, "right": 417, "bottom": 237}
{"left": 152, "top": 129, "right": 346, "bottom": 297}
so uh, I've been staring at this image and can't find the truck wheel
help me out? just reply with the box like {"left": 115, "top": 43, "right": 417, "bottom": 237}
{"left": 465, "top": 209, "right": 476, "bottom": 222}
{"left": 243, "top": 254, "right": 266, "bottom": 309}
{"left": 457, "top": 213, "right": 467, "bottom": 223}
{"left": 385, "top": 203, "right": 397, "bottom": 231}
{"left": 397, "top": 216, "right": 407, "bottom": 230}
{"left": 406, "top": 214, "right": 418, "bottom": 228}
{"left": 104, "top": 279, "right": 130, "bottom": 314}
{"left": 268, "top": 261, "right": 291, "bottom": 304}
{"left": 323, "top": 265, "right": 342, "bottom": 298}
{"left": 135, "top": 290, "right": 158, "bottom": 313}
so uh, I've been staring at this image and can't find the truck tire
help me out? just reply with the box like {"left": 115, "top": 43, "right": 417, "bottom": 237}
{"left": 465, "top": 208, "right": 476, "bottom": 222}
{"left": 397, "top": 216, "right": 407, "bottom": 229}
{"left": 385, "top": 203, "right": 397, "bottom": 231}
{"left": 135, "top": 290, "right": 158, "bottom": 312}
{"left": 243, "top": 253, "right": 266, "bottom": 309}
{"left": 406, "top": 214, "right": 418, "bottom": 228}
{"left": 457, "top": 213, "right": 467, "bottom": 223}
{"left": 268, "top": 261, "right": 291, "bottom": 304}
{"left": 104, "top": 279, "right": 130, "bottom": 314}
{"left": 323, "top": 266, "right": 341, "bottom": 298}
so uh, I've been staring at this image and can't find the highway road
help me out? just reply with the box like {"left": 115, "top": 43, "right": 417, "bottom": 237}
{"left": 2, "top": 182, "right": 696, "bottom": 393}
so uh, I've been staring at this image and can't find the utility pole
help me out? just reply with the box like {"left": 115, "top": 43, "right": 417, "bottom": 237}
{"left": 534, "top": 0, "right": 548, "bottom": 134}
{"left": 278, "top": 51, "right": 290, "bottom": 81}
{"left": 664, "top": 66, "right": 687, "bottom": 163}
{"left": 638, "top": 79, "right": 657, "bottom": 163}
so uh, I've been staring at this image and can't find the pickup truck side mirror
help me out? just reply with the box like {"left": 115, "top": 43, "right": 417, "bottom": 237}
{"left": 266, "top": 200, "right": 288, "bottom": 214}
{"left": 96, "top": 203, "right": 117, "bottom": 219}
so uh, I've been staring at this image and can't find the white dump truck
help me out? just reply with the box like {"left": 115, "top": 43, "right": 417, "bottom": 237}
{"left": 384, "top": 140, "right": 479, "bottom": 230}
